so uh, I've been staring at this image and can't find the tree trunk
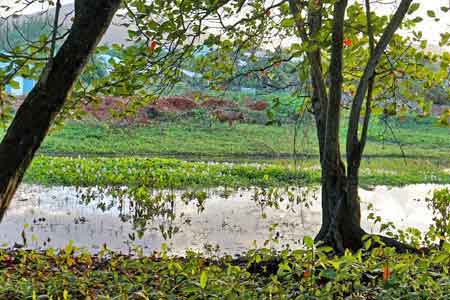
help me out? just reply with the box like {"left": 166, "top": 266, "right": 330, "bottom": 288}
{"left": 312, "top": 0, "right": 365, "bottom": 253}
{"left": 316, "top": 147, "right": 418, "bottom": 253}
{"left": 0, "top": 0, "right": 122, "bottom": 220}
{"left": 287, "top": 0, "right": 415, "bottom": 253}
{"left": 315, "top": 161, "right": 366, "bottom": 253}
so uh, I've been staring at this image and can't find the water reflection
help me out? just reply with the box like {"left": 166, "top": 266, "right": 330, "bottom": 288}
{"left": 0, "top": 184, "right": 447, "bottom": 255}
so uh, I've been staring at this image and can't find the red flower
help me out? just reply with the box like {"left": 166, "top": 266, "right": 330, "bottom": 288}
{"left": 383, "top": 263, "right": 390, "bottom": 282}
{"left": 343, "top": 38, "right": 353, "bottom": 47}
{"left": 150, "top": 40, "right": 158, "bottom": 51}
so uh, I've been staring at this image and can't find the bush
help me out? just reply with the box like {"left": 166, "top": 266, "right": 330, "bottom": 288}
{"left": 425, "top": 188, "right": 450, "bottom": 248}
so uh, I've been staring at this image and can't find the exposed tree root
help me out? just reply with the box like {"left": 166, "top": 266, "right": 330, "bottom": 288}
{"left": 374, "top": 234, "right": 420, "bottom": 254}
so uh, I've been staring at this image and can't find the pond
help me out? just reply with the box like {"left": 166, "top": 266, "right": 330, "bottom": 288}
{"left": 0, "top": 184, "right": 447, "bottom": 255}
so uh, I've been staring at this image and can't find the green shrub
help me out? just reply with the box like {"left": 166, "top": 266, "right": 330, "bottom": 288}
{"left": 425, "top": 188, "right": 450, "bottom": 248}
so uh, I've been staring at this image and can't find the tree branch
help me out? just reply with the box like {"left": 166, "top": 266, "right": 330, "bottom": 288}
{"left": 324, "top": 0, "right": 348, "bottom": 172}
{"left": 39, "top": 0, "right": 62, "bottom": 86}
{"left": 288, "top": 0, "right": 328, "bottom": 111}
{"left": 288, "top": 0, "right": 328, "bottom": 163}
{"left": 359, "top": 0, "right": 376, "bottom": 158}
{"left": 346, "top": 0, "right": 413, "bottom": 165}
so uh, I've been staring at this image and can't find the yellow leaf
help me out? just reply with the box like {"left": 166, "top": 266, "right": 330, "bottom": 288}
{"left": 66, "top": 257, "right": 75, "bottom": 267}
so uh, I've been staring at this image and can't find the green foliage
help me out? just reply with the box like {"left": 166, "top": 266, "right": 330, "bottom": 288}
{"left": 22, "top": 155, "right": 450, "bottom": 189}
{"left": 2, "top": 243, "right": 450, "bottom": 299}
{"left": 25, "top": 156, "right": 314, "bottom": 188}
{"left": 0, "top": 114, "right": 444, "bottom": 188}
{"left": 0, "top": 87, "right": 15, "bottom": 128}
{"left": 425, "top": 188, "right": 450, "bottom": 247}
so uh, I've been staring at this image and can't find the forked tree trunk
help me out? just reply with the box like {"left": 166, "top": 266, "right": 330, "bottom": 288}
{"left": 317, "top": 166, "right": 417, "bottom": 253}
{"left": 0, "top": 0, "right": 122, "bottom": 219}
{"left": 315, "top": 160, "right": 366, "bottom": 252}
{"left": 312, "top": 0, "right": 365, "bottom": 253}
{"left": 288, "top": 0, "right": 414, "bottom": 252}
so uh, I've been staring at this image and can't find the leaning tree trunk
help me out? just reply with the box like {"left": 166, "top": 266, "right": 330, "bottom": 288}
{"left": 0, "top": 0, "right": 122, "bottom": 219}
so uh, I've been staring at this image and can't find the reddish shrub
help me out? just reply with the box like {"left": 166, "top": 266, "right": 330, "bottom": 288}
{"left": 150, "top": 96, "right": 199, "bottom": 113}
{"left": 201, "top": 98, "right": 238, "bottom": 109}
{"left": 82, "top": 96, "right": 131, "bottom": 121}
{"left": 246, "top": 100, "right": 268, "bottom": 111}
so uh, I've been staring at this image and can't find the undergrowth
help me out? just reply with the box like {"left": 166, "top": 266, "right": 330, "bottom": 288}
{"left": 1, "top": 240, "right": 450, "bottom": 299}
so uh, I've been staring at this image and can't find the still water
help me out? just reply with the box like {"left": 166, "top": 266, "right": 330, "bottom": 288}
{"left": 0, "top": 184, "right": 446, "bottom": 255}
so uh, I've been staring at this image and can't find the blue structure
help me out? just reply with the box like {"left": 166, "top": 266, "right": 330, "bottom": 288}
{"left": 1, "top": 53, "right": 119, "bottom": 96}
{"left": 0, "top": 60, "right": 36, "bottom": 96}
{"left": 4, "top": 76, "right": 36, "bottom": 96}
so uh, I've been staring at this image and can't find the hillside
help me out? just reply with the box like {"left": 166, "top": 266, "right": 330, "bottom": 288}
{"left": 1, "top": 3, "right": 130, "bottom": 46}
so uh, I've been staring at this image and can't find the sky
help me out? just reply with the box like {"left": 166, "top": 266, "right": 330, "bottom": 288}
{"left": 1, "top": 0, "right": 450, "bottom": 44}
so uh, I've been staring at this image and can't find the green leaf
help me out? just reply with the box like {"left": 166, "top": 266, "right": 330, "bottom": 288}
{"left": 280, "top": 18, "right": 295, "bottom": 28}
{"left": 8, "top": 79, "right": 20, "bottom": 89}
{"left": 434, "top": 254, "right": 449, "bottom": 264}
{"left": 200, "top": 270, "right": 208, "bottom": 289}
{"left": 408, "top": 3, "right": 420, "bottom": 14}
{"left": 420, "top": 40, "right": 427, "bottom": 49}
{"left": 320, "top": 269, "right": 336, "bottom": 279}
{"left": 427, "top": 10, "right": 436, "bottom": 18}
{"left": 303, "top": 236, "right": 314, "bottom": 248}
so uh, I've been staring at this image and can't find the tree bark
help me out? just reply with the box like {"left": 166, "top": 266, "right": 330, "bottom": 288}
{"left": 0, "top": 0, "right": 122, "bottom": 220}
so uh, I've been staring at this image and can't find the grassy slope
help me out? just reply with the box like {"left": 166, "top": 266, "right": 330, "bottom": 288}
{"left": 35, "top": 116, "right": 450, "bottom": 160}
{"left": 1, "top": 115, "right": 448, "bottom": 187}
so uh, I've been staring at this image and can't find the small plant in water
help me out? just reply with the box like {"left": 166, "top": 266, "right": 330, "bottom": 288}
{"left": 425, "top": 188, "right": 450, "bottom": 248}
